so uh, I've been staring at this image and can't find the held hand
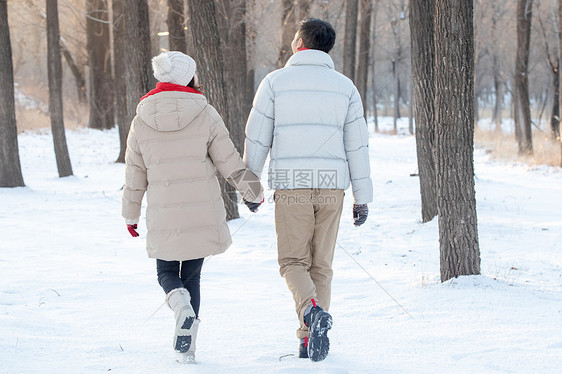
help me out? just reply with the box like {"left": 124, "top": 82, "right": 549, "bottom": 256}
{"left": 244, "top": 198, "right": 263, "bottom": 213}
{"left": 353, "top": 204, "right": 368, "bottom": 227}
{"left": 127, "top": 224, "right": 139, "bottom": 237}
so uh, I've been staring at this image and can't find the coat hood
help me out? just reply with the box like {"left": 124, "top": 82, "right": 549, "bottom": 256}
{"left": 136, "top": 89, "right": 208, "bottom": 132}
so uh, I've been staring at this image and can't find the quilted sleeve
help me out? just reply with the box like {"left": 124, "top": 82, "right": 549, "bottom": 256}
{"left": 343, "top": 86, "right": 373, "bottom": 204}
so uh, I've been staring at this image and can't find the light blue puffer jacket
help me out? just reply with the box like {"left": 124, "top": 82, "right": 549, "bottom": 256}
{"left": 243, "top": 49, "right": 373, "bottom": 204}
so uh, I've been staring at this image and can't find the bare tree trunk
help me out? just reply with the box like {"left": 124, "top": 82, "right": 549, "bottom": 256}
{"left": 34, "top": 10, "right": 87, "bottom": 104}
{"left": 356, "top": 0, "right": 372, "bottom": 113}
{"left": 371, "top": 1, "right": 378, "bottom": 131}
{"left": 410, "top": 0, "right": 437, "bottom": 223}
{"left": 246, "top": 0, "right": 256, "bottom": 110}
{"left": 435, "top": 0, "right": 480, "bottom": 282}
{"left": 184, "top": 1, "right": 195, "bottom": 54}
{"left": 492, "top": 58, "right": 503, "bottom": 132}
{"left": 60, "top": 40, "right": 87, "bottom": 104}
{"left": 123, "top": 0, "right": 152, "bottom": 146}
{"left": 188, "top": 0, "right": 239, "bottom": 220}
{"left": 558, "top": 0, "right": 562, "bottom": 166}
{"left": 514, "top": 0, "right": 534, "bottom": 155}
{"left": 491, "top": 14, "right": 502, "bottom": 132}
{"left": 86, "top": 0, "right": 114, "bottom": 130}
{"left": 277, "top": 0, "right": 311, "bottom": 68}
{"left": 167, "top": 0, "right": 187, "bottom": 52}
{"left": 343, "top": 0, "right": 359, "bottom": 81}
{"left": 113, "top": 0, "right": 128, "bottom": 163}
{"left": 550, "top": 61, "right": 560, "bottom": 140}
{"left": 513, "top": 78, "right": 523, "bottom": 143}
{"left": 392, "top": 59, "right": 400, "bottom": 132}
{"left": 408, "top": 80, "right": 413, "bottom": 135}
{"left": 46, "top": 0, "right": 73, "bottom": 178}
{"left": 0, "top": 0, "right": 25, "bottom": 187}
{"left": 217, "top": 0, "right": 248, "bottom": 153}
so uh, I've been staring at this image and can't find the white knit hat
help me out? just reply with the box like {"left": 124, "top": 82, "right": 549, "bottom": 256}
{"left": 151, "top": 52, "right": 196, "bottom": 86}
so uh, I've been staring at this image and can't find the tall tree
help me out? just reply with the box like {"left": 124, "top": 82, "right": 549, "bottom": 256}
{"left": 370, "top": 0, "right": 379, "bottom": 131}
{"left": 46, "top": 0, "right": 73, "bottom": 177}
{"left": 536, "top": 10, "right": 559, "bottom": 142}
{"left": 120, "top": 0, "right": 152, "bottom": 162}
{"left": 32, "top": 8, "right": 87, "bottom": 104}
{"left": 217, "top": 0, "right": 249, "bottom": 152}
{"left": 559, "top": 0, "right": 562, "bottom": 143}
{"left": 356, "top": 0, "right": 372, "bottom": 113}
{"left": 113, "top": 0, "right": 128, "bottom": 163}
{"left": 167, "top": 0, "right": 187, "bottom": 52}
{"left": 514, "top": 0, "right": 534, "bottom": 155}
{"left": 277, "top": 0, "right": 311, "bottom": 67}
{"left": 559, "top": 0, "right": 562, "bottom": 167}
{"left": 487, "top": 1, "right": 510, "bottom": 132}
{"left": 86, "top": 0, "right": 114, "bottom": 130}
{"left": 410, "top": 0, "right": 437, "bottom": 223}
{"left": 0, "top": 0, "right": 25, "bottom": 187}
{"left": 434, "top": 0, "right": 480, "bottom": 282}
{"left": 389, "top": 6, "right": 406, "bottom": 133}
{"left": 188, "top": 0, "right": 239, "bottom": 220}
{"left": 343, "top": 0, "right": 359, "bottom": 81}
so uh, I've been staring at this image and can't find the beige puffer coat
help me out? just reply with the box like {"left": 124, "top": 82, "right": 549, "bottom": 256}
{"left": 122, "top": 89, "right": 263, "bottom": 261}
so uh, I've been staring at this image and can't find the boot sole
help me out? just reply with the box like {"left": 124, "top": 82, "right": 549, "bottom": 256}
{"left": 174, "top": 306, "right": 196, "bottom": 353}
{"left": 308, "top": 310, "right": 332, "bottom": 362}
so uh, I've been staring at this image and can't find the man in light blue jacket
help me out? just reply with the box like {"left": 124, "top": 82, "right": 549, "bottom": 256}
{"left": 243, "top": 18, "right": 373, "bottom": 362}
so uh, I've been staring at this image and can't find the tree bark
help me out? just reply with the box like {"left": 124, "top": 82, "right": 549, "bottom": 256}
{"left": 34, "top": 10, "right": 86, "bottom": 104}
{"left": 86, "top": 0, "right": 114, "bottom": 130}
{"left": 514, "top": 0, "right": 534, "bottom": 155}
{"left": 558, "top": 0, "right": 562, "bottom": 166}
{"left": 410, "top": 0, "right": 437, "bottom": 223}
{"left": 46, "top": 0, "right": 73, "bottom": 178}
{"left": 492, "top": 57, "right": 503, "bottom": 132}
{"left": 0, "top": 0, "right": 25, "bottom": 187}
{"left": 122, "top": 0, "right": 152, "bottom": 155}
{"left": 217, "top": 0, "right": 248, "bottom": 153}
{"left": 167, "top": 0, "right": 187, "bottom": 52}
{"left": 188, "top": 0, "right": 239, "bottom": 220}
{"left": 356, "top": 0, "right": 372, "bottom": 114}
{"left": 435, "top": 0, "right": 480, "bottom": 282}
{"left": 371, "top": 1, "right": 378, "bottom": 131}
{"left": 490, "top": 14, "right": 502, "bottom": 132}
{"left": 113, "top": 0, "right": 128, "bottom": 163}
{"left": 550, "top": 61, "right": 560, "bottom": 140}
{"left": 343, "top": 0, "right": 359, "bottom": 81}
{"left": 60, "top": 40, "right": 87, "bottom": 104}
{"left": 392, "top": 59, "right": 400, "bottom": 132}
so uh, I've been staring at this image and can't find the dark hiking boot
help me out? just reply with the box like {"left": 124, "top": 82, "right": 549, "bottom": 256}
{"left": 298, "top": 337, "right": 309, "bottom": 358}
{"left": 303, "top": 299, "right": 332, "bottom": 362}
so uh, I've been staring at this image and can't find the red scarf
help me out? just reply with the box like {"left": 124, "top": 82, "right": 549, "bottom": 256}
{"left": 140, "top": 82, "right": 203, "bottom": 101}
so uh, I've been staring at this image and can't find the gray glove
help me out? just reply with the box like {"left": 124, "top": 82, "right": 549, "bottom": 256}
{"left": 353, "top": 204, "right": 368, "bottom": 226}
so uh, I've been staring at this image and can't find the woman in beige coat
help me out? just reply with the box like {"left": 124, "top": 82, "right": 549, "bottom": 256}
{"left": 121, "top": 52, "right": 263, "bottom": 364}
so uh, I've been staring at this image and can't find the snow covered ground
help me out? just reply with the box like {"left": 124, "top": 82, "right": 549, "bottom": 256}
{"left": 1, "top": 118, "right": 561, "bottom": 373}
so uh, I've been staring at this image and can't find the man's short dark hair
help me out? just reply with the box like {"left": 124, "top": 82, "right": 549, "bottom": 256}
{"left": 297, "top": 18, "right": 336, "bottom": 53}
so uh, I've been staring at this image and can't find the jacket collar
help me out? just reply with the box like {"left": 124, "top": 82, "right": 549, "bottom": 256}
{"left": 140, "top": 82, "right": 203, "bottom": 101}
{"left": 284, "top": 49, "right": 335, "bottom": 70}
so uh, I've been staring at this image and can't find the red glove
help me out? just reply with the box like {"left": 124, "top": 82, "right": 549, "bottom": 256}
{"left": 127, "top": 224, "right": 139, "bottom": 237}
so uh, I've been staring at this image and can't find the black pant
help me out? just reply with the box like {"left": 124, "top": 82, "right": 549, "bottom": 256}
{"left": 157, "top": 258, "right": 204, "bottom": 318}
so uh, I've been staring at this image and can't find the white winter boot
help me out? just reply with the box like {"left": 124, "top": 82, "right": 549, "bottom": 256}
{"left": 165, "top": 288, "right": 196, "bottom": 355}
{"left": 176, "top": 319, "right": 200, "bottom": 364}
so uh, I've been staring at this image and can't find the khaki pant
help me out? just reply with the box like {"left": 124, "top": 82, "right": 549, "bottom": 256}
{"left": 274, "top": 189, "right": 344, "bottom": 339}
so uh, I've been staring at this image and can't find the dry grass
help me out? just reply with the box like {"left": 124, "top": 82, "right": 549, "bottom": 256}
{"left": 15, "top": 85, "right": 88, "bottom": 134}
{"left": 16, "top": 105, "right": 88, "bottom": 133}
{"left": 474, "top": 126, "right": 562, "bottom": 168}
